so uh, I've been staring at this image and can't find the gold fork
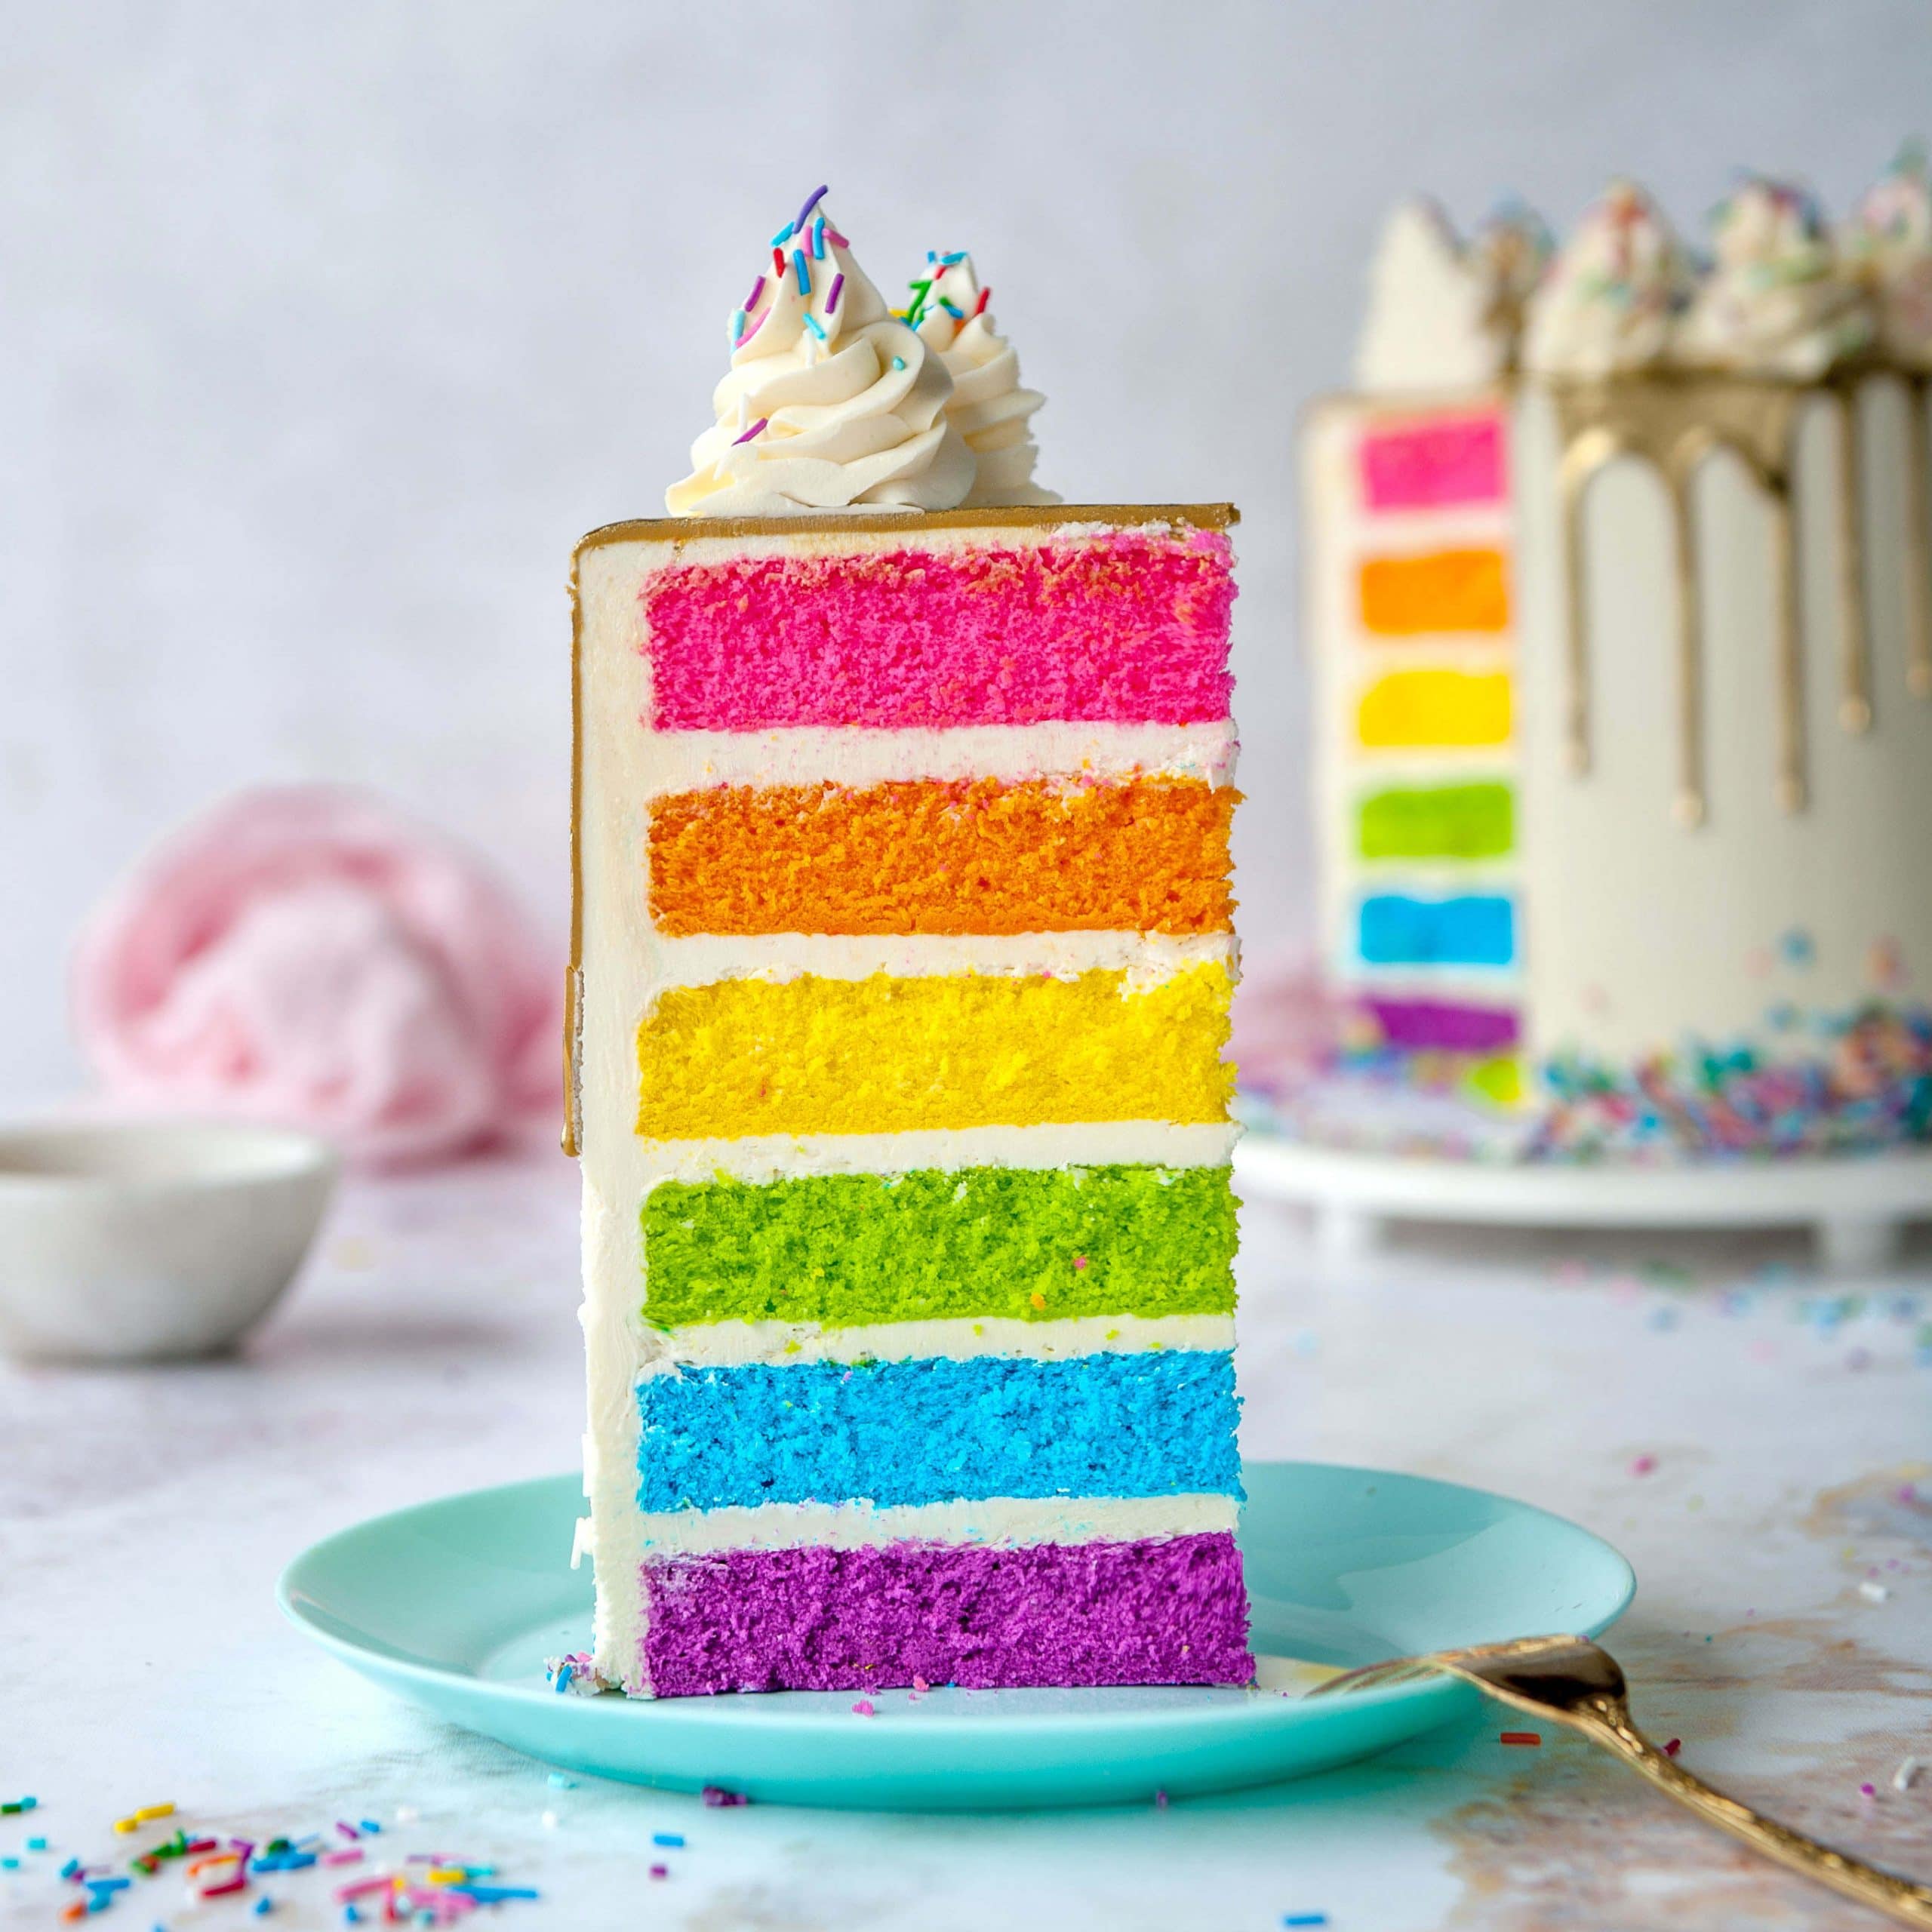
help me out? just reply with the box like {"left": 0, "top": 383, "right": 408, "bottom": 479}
{"left": 1311, "top": 1634, "right": 1932, "bottom": 1927}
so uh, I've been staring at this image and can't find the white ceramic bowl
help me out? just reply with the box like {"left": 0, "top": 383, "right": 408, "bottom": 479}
{"left": 0, "top": 1121, "right": 340, "bottom": 1363}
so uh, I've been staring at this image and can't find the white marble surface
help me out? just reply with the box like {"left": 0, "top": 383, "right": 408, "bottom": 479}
{"left": 3, "top": 1140, "right": 1930, "bottom": 1930}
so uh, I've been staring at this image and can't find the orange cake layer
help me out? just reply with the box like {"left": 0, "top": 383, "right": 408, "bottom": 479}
{"left": 1358, "top": 546, "right": 1510, "bottom": 635}
{"left": 648, "top": 775, "right": 1237, "bottom": 937}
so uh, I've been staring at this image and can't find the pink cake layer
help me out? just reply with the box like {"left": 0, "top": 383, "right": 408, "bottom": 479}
{"left": 1358, "top": 412, "right": 1507, "bottom": 512}
{"left": 640, "top": 530, "right": 1236, "bottom": 731}
{"left": 638, "top": 1532, "right": 1254, "bottom": 1695}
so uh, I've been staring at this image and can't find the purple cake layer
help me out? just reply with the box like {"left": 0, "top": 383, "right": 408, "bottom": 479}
{"left": 1361, "top": 995, "right": 1521, "bottom": 1053}
{"left": 640, "top": 1532, "right": 1254, "bottom": 1696}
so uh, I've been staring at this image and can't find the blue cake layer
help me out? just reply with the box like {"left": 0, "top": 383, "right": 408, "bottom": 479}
{"left": 1358, "top": 891, "right": 1515, "bottom": 968}
{"left": 635, "top": 1349, "right": 1241, "bottom": 1512}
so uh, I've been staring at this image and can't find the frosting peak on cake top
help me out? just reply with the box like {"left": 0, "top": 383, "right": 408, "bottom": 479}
{"left": 1356, "top": 200, "right": 1518, "bottom": 393}
{"left": 1521, "top": 180, "right": 1695, "bottom": 377}
{"left": 1847, "top": 144, "right": 1932, "bottom": 371}
{"left": 909, "top": 252, "right": 1058, "bottom": 507}
{"left": 1676, "top": 175, "right": 1874, "bottom": 380}
{"left": 666, "top": 187, "right": 974, "bottom": 517}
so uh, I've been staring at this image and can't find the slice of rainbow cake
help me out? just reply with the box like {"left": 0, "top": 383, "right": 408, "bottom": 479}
{"left": 567, "top": 192, "right": 1249, "bottom": 1697}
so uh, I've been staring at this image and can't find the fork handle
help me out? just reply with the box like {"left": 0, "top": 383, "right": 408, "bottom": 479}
{"left": 1570, "top": 1694, "right": 1932, "bottom": 1927}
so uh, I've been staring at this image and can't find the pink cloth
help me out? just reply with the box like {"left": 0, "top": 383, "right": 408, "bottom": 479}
{"left": 72, "top": 787, "right": 561, "bottom": 1168}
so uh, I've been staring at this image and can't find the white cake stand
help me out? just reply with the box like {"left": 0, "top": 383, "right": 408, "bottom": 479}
{"left": 1234, "top": 1133, "right": 1932, "bottom": 1274}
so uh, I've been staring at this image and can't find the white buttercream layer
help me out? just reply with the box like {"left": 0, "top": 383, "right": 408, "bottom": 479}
{"left": 641, "top": 1313, "right": 1234, "bottom": 1371}
{"left": 635, "top": 1493, "right": 1238, "bottom": 1558}
{"left": 629, "top": 1120, "right": 1240, "bottom": 1187}
{"left": 643, "top": 930, "right": 1235, "bottom": 995}
{"left": 635, "top": 720, "right": 1237, "bottom": 792}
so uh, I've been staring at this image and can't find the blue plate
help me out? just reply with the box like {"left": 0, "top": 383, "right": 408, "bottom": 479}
{"left": 278, "top": 1462, "right": 1632, "bottom": 1811}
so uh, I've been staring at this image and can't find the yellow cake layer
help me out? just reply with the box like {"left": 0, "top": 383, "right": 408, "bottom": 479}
{"left": 1356, "top": 669, "right": 1513, "bottom": 749}
{"left": 635, "top": 961, "right": 1235, "bottom": 1140}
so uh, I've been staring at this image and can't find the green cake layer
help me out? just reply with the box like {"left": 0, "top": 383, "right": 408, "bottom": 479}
{"left": 1357, "top": 780, "right": 1514, "bottom": 860}
{"left": 641, "top": 1163, "right": 1238, "bottom": 1328}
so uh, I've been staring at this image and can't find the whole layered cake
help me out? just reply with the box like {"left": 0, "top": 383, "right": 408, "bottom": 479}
{"left": 568, "top": 189, "right": 1251, "bottom": 1697}
{"left": 1297, "top": 157, "right": 1932, "bottom": 1161}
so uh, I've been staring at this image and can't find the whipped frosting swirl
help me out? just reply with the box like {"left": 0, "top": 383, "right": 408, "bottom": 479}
{"left": 1847, "top": 145, "right": 1932, "bottom": 370}
{"left": 667, "top": 189, "right": 974, "bottom": 517}
{"left": 1676, "top": 176, "right": 1873, "bottom": 379}
{"left": 1523, "top": 180, "right": 1695, "bottom": 377}
{"left": 909, "top": 253, "right": 1057, "bottom": 506}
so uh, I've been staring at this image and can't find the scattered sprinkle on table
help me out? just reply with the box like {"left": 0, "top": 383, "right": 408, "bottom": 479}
{"left": 650, "top": 1863, "right": 669, "bottom": 1879}
{"left": 1500, "top": 1731, "right": 1541, "bottom": 1747}
{"left": 1629, "top": 1454, "right": 1657, "bottom": 1476}
{"left": 1896, "top": 1755, "right": 1922, "bottom": 1792}
{"left": 851, "top": 1699, "right": 876, "bottom": 1717}
{"left": 1860, "top": 1580, "right": 1890, "bottom": 1601}
{"left": 651, "top": 1832, "right": 685, "bottom": 1848}
{"left": 1664, "top": 1738, "right": 1682, "bottom": 1757}
{"left": 1860, "top": 1782, "right": 1878, "bottom": 1799}
{"left": 701, "top": 1786, "right": 749, "bottom": 1807}
{"left": 8, "top": 1799, "right": 545, "bottom": 1926}
{"left": 1282, "top": 1915, "right": 1330, "bottom": 1927}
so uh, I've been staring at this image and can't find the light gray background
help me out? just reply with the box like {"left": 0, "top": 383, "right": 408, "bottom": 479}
{"left": 6, "top": 0, "right": 1928, "bottom": 1099}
